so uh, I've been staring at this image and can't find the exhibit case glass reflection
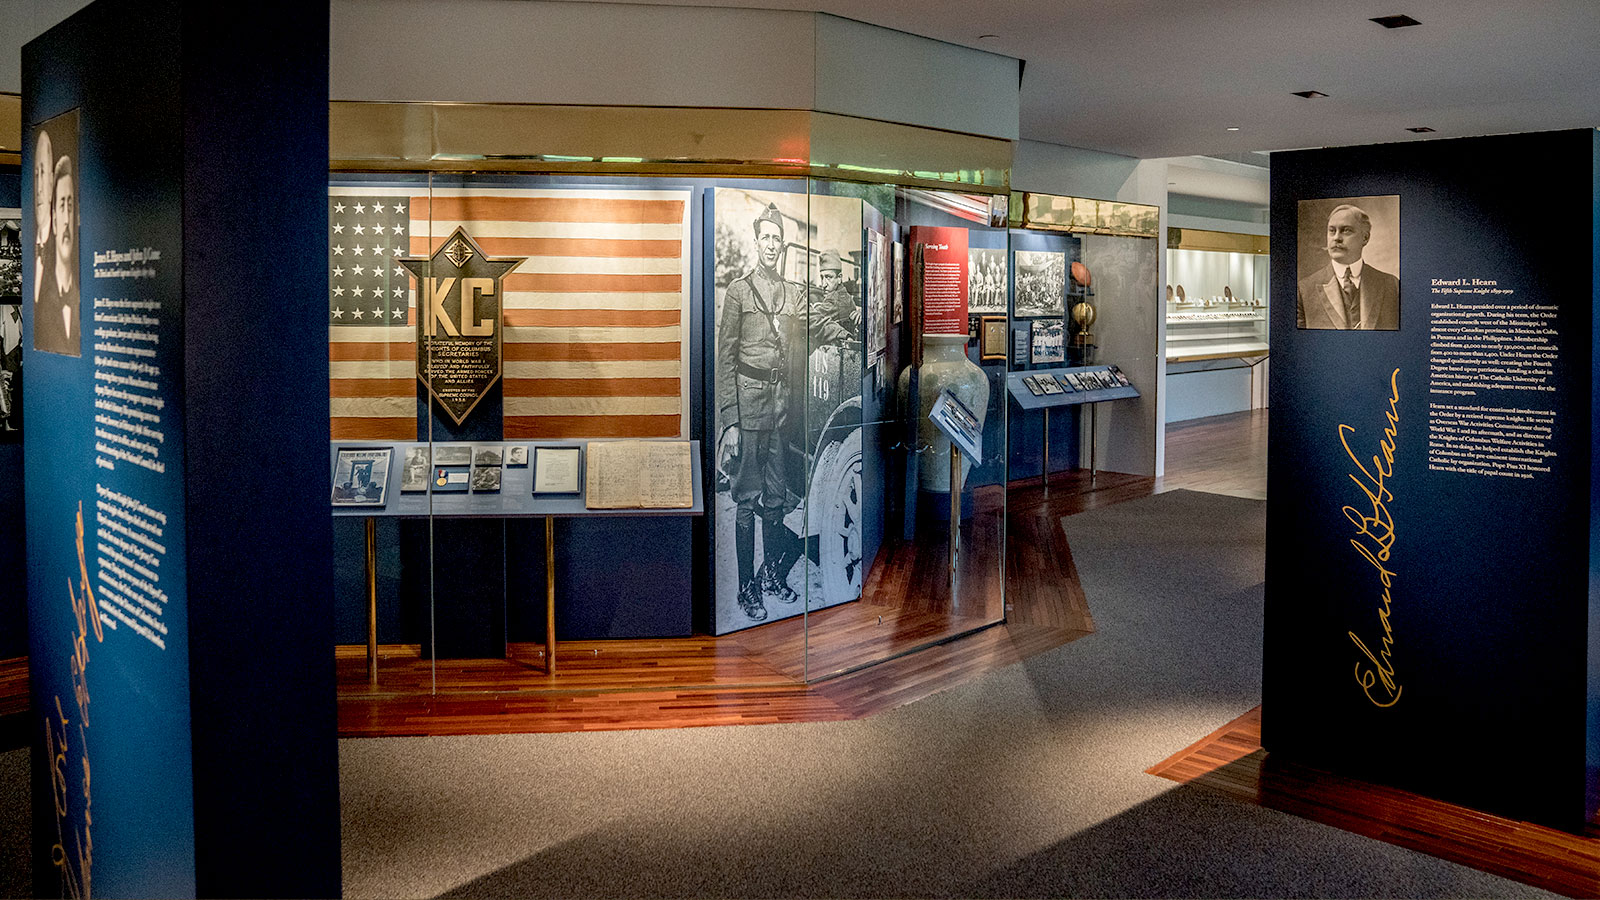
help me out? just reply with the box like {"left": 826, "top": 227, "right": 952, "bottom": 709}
{"left": 326, "top": 103, "right": 1015, "bottom": 696}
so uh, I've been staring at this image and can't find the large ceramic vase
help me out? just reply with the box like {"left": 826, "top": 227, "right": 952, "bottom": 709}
{"left": 901, "top": 332, "right": 988, "bottom": 492}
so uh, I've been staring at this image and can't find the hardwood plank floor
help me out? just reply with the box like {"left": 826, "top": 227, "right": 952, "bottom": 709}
{"left": 1149, "top": 705, "right": 1600, "bottom": 898}
{"left": 1158, "top": 407, "right": 1269, "bottom": 500}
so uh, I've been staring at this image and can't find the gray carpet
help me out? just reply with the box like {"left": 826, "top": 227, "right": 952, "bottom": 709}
{"left": 0, "top": 747, "right": 26, "bottom": 900}
{"left": 337, "top": 490, "right": 1552, "bottom": 899}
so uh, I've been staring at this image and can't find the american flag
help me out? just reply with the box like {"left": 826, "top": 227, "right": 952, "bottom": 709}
{"left": 328, "top": 193, "right": 415, "bottom": 439}
{"left": 328, "top": 185, "right": 691, "bottom": 440}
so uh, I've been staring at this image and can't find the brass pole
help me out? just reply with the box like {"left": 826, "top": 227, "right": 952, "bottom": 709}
{"left": 365, "top": 516, "right": 378, "bottom": 688}
{"left": 545, "top": 516, "right": 557, "bottom": 674}
{"left": 949, "top": 447, "right": 961, "bottom": 575}
{"left": 1089, "top": 402, "right": 1099, "bottom": 486}
{"left": 1041, "top": 407, "right": 1051, "bottom": 495}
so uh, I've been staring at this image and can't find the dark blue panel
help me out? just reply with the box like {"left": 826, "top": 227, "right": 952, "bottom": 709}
{"left": 175, "top": 2, "right": 339, "bottom": 895}
{"left": 25, "top": 3, "right": 197, "bottom": 896}
{"left": 1263, "top": 130, "right": 1594, "bottom": 829}
{"left": 27, "top": 1, "right": 337, "bottom": 896}
{"left": 553, "top": 517, "right": 693, "bottom": 638}
{"left": 331, "top": 516, "right": 407, "bottom": 643}
{"left": 1588, "top": 130, "right": 1600, "bottom": 819}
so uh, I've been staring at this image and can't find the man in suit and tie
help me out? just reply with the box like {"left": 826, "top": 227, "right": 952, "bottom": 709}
{"left": 1297, "top": 203, "right": 1400, "bottom": 331}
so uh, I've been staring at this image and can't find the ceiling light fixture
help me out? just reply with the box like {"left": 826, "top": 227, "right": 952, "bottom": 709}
{"left": 1406, "top": 126, "right": 1436, "bottom": 133}
{"left": 1371, "top": 14, "right": 1421, "bottom": 28}
{"left": 1292, "top": 90, "right": 1328, "bottom": 99}
{"left": 1226, "top": 126, "right": 1241, "bottom": 132}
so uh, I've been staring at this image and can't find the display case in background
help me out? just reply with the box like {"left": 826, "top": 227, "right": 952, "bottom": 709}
{"left": 1164, "top": 228, "right": 1270, "bottom": 423}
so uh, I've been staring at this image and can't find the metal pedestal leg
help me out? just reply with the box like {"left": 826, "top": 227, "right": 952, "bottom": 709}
{"left": 365, "top": 517, "right": 378, "bottom": 688}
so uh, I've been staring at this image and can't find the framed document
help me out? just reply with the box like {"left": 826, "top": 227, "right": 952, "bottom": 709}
{"left": 1021, "top": 375, "right": 1044, "bottom": 396}
{"left": 585, "top": 441, "right": 693, "bottom": 509}
{"left": 1036, "top": 374, "right": 1064, "bottom": 395}
{"left": 533, "top": 446, "right": 582, "bottom": 494}
{"left": 980, "top": 316, "right": 1007, "bottom": 360}
{"left": 332, "top": 447, "right": 392, "bottom": 507}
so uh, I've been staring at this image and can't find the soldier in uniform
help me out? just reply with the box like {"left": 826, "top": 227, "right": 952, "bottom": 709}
{"left": 717, "top": 204, "right": 849, "bottom": 622}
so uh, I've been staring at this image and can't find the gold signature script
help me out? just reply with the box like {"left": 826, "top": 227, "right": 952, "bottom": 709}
{"left": 47, "top": 502, "right": 103, "bottom": 899}
{"left": 1338, "top": 368, "right": 1401, "bottom": 708}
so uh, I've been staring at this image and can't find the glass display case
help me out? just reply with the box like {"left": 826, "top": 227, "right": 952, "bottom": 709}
{"left": 326, "top": 103, "right": 1017, "bottom": 696}
{"left": 1165, "top": 229, "right": 1270, "bottom": 362}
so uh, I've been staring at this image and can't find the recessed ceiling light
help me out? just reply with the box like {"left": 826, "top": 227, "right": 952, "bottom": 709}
{"left": 977, "top": 33, "right": 1000, "bottom": 41}
{"left": 1226, "top": 126, "right": 1241, "bottom": 132}
{"left": 1371, "top": 14, "right": 1421, "bottom": 28}
{"left": 1406, "top": 126, "right": 1436, "bottom": 133}
{"left": 1292, "top": 90, "right": 1329, "bottom": 99}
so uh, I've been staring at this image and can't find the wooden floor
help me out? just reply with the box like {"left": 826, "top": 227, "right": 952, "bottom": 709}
{"left": 1158, "top": 407, "right": 1269, "bottom": 500}
{"left": 1150, "top": 705, "right": 1600, "bottom": 898}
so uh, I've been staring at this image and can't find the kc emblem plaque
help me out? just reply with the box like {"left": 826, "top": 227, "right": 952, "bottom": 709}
{"left": 400, "top": 227, "right": 524, "bottom": 426}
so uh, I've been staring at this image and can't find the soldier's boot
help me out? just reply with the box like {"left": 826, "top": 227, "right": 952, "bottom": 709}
{"left": 735, "top": 513, "right": 767, "bottom": 619}
{"left": 759, "top": 528, "right": 802, "bottom": 605}
{"left": 755, "top": 560, "right": 796, "bottom": 605}
{"left": 737, "top": 579, "right": 768, "bottom": 621}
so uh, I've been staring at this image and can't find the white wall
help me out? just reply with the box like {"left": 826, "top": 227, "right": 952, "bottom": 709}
{"left": 328, "top": 1, "right": 1019, "bottom": 139}
{"left": 332, "top": 1, "right": 816, "bottom": 109}
{"left": 815, "top": 15, "right": 1018, "bottom": 140}
{"left": 0, "top": 0, "right": 97, "bottom": 93}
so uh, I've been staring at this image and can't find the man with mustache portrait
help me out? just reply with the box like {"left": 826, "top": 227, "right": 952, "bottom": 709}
{"left": 1297, "top": 202, "right": 1400, "bottom": 331}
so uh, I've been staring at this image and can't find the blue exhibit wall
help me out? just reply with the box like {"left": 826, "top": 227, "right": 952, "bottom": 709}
{"left": 1005, "top": 228, "right": 1081, "bottom": 481}
{"left": 0, "top": 167, "right": 21, "bottom": 663}
{"left": 25, "top": 1, "right": 338, "bottom": 896}
{"left": 1263, "top": 130, "right": 1597, "bottom": 828}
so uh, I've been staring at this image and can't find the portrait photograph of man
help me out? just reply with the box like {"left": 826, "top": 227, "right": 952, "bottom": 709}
{"left": 1296, "top": 195, "right": 1400, "bottom": 331}
{"left": 711, "top": 187, "right": 863, "bottom": 631}
{"left": 30, "top": 109, "right": 82, "bottom": 357}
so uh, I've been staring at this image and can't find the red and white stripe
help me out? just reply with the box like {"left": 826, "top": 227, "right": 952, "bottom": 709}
{"left": 328, "top": 185, "right": 691, "bottom": 440}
